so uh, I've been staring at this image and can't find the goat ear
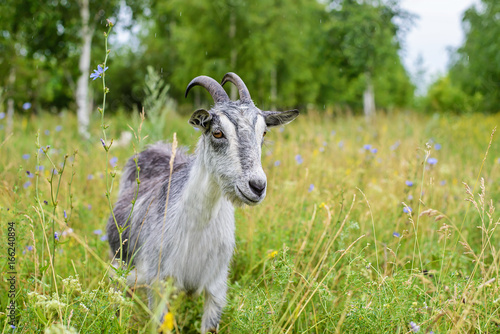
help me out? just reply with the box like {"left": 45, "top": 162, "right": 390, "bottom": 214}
{"left": 189, "top": 109, "right": 212, "bottom": 130}
{"left": 263, "top": 109, "right": 299, "bottom": 127}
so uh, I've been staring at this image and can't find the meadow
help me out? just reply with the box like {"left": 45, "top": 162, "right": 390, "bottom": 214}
{"left": 1, "top": 108, "right": 499, "bottom": 333}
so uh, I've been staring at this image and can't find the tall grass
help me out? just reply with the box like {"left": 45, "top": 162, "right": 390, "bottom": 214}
{"left": 0, "top": 109, "right": 499, "bottom": 333}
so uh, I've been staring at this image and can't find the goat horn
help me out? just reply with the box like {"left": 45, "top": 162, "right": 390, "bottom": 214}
{"left": 185, "top": 76, "right": 230, "bottom": 103}
{"left": 221, "top": 72, "right": 252, "bottom": 102}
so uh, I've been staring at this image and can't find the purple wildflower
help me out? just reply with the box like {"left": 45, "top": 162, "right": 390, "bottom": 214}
{"left": 0, "top": 112, "right": 5, "bottom": 120}
{"left": 90, "top": 65, "right": 109, "bottom": 80}
{"left": 54, "top": 232, "right": 59, "bottom": 241}
{"left": 23, "top": 181, "right": 31, "bottom": 188}
{"left": 100, "top": 138, "right": 106, "bottom": 149}
{"left": 408, "top": 194, "right": 413, "bottom": 200}
{"left": 405, "top": 180, "right": 414, "bottom": 187}
{"left": 428, "top": 157, "right": 438, "bottom": 165}
{"left": 434, "top": 143, "right": 442, "bottom": 150}
{"left": 44, "top": 200, "right": 48, "bottom": 205}
{"left": 390, "top": 141, "right": 400, "bottom": 150}
{"left": 36, "top": 165, "right": 44, "bottom": 171}
{"left": 393, "top": 232, "right": 401, "bottom": 238}
{"left": 403, "top": 206, "right": 412, "bottom": 214}
{"left": 63, "top": 210, "right": 67, "bottom": 219}
{"left": 370, "top": 148, "right": 378, "bottom": 154}
{"left": 100, "top": 234, "right": 108, "bottom": 242}
{"left": 55, "top": 125, "right": 62, "bottom": 132}
{"left": 22, "top": 153, "right": 30, "bottom": 160}
{"left": 87, "top": 174, "right": 94, "bottom": 180}
{"left": 27, "top": 245, "right": 33, "bottom": 251}
{"left": 22, "top": 102, "right": 32, "bottom": 110}
{"left": 93, "top": 229, "right": 102, "bottom": 235}
{"left": 26, "top": 171, "right": 34, "bottom": 178}
{"left": 274, "top": 160, "right": 281, "bottom": 167}
{"left": 363, "top": 144, "right": 372, "bottom": 150}
{"left": 295, "top": 154, "right": 303, "bottom": 164}
{"left": 44, "top": 129, "right": 50, "bottom": 135}
{"left": 109, "top": 156, "right": 118, "bottom": 167}
{"left": 409, "top": 321, "right": 420, "bottom": 333}
{"left": 338, "top": 141, "right": 344, "bottom": 148}
{"left": 440, "top": 180, "right": 446, "bottom": 186}
{"left": 308, "top": 184, "right": 314, "bottom": 192}
{"left": 88, "top": 204, "right": 92, "bottom": 210}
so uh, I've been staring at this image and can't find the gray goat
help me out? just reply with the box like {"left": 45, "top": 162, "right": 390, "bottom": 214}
{"left": 106, "top": 73, "right": 299, "bottom": 333}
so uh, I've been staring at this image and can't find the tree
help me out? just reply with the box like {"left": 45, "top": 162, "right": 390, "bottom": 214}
{"left": 448, "top": 0, "right": 500, "bottom": 112}
{"left": 322, "top": 0, "right": 414, "bottom": 117}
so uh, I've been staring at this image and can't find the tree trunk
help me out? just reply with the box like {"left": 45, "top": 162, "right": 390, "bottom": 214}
{"left": 229, "top": 11, "right": 238, "bottom": 100}
{"left": 6, "top": 68, "right": 15, "bottom": 134}
{"left": 76, "top": 0, "right": 93, "bottom": 139}
{"left": 270, "top": 66, "right": 277, "bottom": 110}
{"left": 363, "top": 72, "right": 375, "bottom": 119}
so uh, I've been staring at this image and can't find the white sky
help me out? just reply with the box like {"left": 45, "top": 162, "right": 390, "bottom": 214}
{"left": 400, "top": 0, "right": 480, "bottom": 91}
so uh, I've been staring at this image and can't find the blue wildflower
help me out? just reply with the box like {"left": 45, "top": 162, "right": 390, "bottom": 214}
{"left": 55, "top": 125, "right": 62, "bottom": 132}
{"left": 331, "top": 130, "right": 336, "bottom": 136}
{"left": 363, "top": 144, "right": 372, "bottom": 150}
{"left": 93, "top": 229, "right": 102, "bottom": 235}
{"left": 26, "top": 171, "right": 34, "bottom": 178}
{"left": 54, "top": 232, "right": 59, "bottom": 241}
{"left": 90, "top": 65, "right": 108, "bottom": 80}
{"left": 428, "top": 157, "right": 438, "bottom": 165}
{"left": 0, "top": 112, "right": 5, "bottom": 120}
{"left": 100, "top": 138, "right": 106, "bottom": 149}
{"left": 87, "top": 174, "right": 94, "bottom": 180}
{"left": 408, "top": 194, "right": 413, "bottom": 200}
{"left": 403, "top": 206, "right": 412, "bottom": 214}
{"left": 63, "top": 210, "right": 67, "bottom": 219}
{"left": 338, "top": 141, "right": 344, "bottom": 148}
{"left": 27, "top": 245, "right": 33, "bottom": 251}
{"left": 434, "top": 143, "right": 442, "bottom": 150}
{"left": 44, "top": 129, "right": 50, "bottom": 135}
{"left": 409, "top": 321, "right": 420, "bottom": 333}
{"left": 10, "top": 325, "right": 15, "bottom": 329}
{"left": 390, "top": 140, "right": 400, "bottom": 150}
{"left": 393, "top": 232, "right": 401, "bottom": 238}
{"left": 23, "top": 181, "right": 31, "bottom": 188}
{"left": 36, "top": 165, "right": 44, "bottom": 171}
{"left": 440, "top": 180, "right": 446, "bottom": 186}
{"left": 308, "top": 184, "right": 314, "bottom": 192}
{"left": 109, "top": 156, "right": 118, "bottom": 167}
{"left": 22, "top": 153, "right": 30, "bottom": 160}
{"left": 370, "top": 148, "right": 378, "bottom": 154}
{"left": 100, "top": 234, "right": 108, "bottom": 242}
{"left": 274, "top": 160, "right": 281, "bottom": 167}
{"left": 44, "top": 200, "right": 48, "bottom": 205}
{"left": 405, "top": 180, "right": 414, "bottom": 187}
{"left": 295, "top": 154, "right": 303, "bottom": 164}
{"left": 22, "top": 102, "right": 31, "bottom": 110}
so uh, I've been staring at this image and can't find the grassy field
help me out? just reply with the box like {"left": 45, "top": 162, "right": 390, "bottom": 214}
{"left": 1, "top": 109, "right": 499, "bottom": 333}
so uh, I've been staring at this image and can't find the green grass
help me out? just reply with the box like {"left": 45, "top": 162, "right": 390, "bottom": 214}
{"left": 1, "top": 110, "right": 499, "bottom": 333}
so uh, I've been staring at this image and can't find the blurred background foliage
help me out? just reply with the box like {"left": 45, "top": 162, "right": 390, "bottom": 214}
{"left": 0, "top": 0, "right": 499, "bottom": 116}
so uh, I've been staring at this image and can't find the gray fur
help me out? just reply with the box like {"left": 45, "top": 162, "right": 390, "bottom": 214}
{"left": 107, "top": 96, "right": 298, "bottom": 333}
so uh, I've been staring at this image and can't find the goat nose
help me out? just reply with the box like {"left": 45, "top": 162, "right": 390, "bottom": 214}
{"left": 249, "top": 179, "right": 266, "bottom": 197}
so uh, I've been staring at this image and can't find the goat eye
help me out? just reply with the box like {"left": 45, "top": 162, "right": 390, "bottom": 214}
{"left": 263, "top": 131, "right": 267, "bottom": 137}
{"left": 213, "top": 130, "right": 224, "bottom": 139}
